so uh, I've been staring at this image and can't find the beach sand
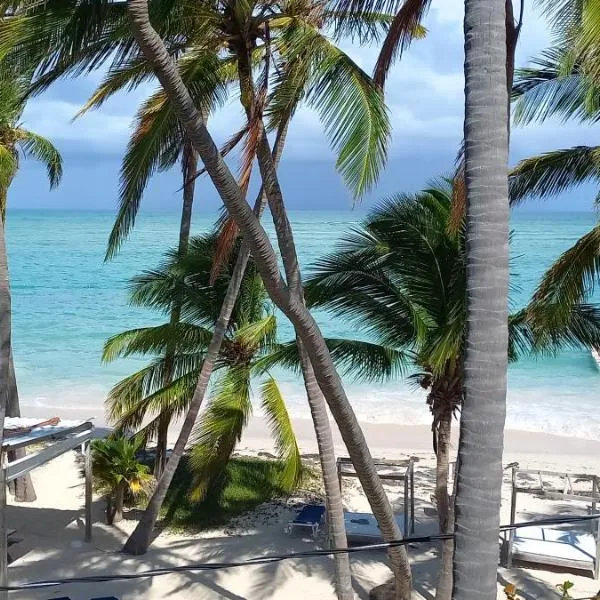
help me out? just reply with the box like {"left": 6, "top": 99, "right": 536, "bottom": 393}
{"left": 5, "top": 418, "right": 600, "bottom": 599}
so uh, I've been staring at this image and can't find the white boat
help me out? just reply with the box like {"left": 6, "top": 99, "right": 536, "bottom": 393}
{"left": 592, "top": 346, "right": 600, "bottom": 369}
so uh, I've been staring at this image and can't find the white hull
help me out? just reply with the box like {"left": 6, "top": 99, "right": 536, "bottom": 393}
{"left": 592, "top": 347, "right": 600, "bottom": 369}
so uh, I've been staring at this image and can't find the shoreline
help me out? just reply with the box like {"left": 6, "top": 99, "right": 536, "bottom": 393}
{"left": 18, "top": 403, "right": 600, "bottom": 460}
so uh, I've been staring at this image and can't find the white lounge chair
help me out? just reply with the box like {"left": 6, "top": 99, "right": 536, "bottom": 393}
{"left": 344, "top": 511, "right": 406, "bottom": 545}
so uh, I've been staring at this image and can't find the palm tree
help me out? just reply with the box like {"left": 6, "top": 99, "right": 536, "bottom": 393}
{"left": 6, "top": 1, "right": 412, "bottom": 593}
{"left": 0, "top": 62, "right": 62, "bottom": 502}
{"left": 91, "top": 436, "right": 152, "bottom": 524}
{"left": 119, "top": 3, "right": 414, "bottom": 595}
{"left": 103, "top": 234, "right": 302, "bottom": 495}
{"left": 30, "top": 4, "right": 395, "bottom": 521}
{"left": 303, "top": 183, "right": 600, "bottom": 599}
{"left": 508, "top": 2, "right": 600, "bottom": 310}
{"left": 453, "top": 0, "right": 510, "bottom": 597}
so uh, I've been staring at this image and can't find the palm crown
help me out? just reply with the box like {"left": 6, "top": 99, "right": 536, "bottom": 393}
{"left": 305, "top": 181, "right": 600, "bottom": 441}
{"left": 0, "top": 63, "right": 62, "bottom": 217}
{"left": 3, "top": 0, "right": 395, "bottom": 257}
{"left": 509, "top": 0, "right": 600, "bottom": 310}
{"left": 103, "top": 232, "right": 301, "bottom": 496}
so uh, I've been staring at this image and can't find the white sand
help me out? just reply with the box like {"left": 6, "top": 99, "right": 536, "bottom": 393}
{"left": 5, "top": 419, "right": 600, "bottom": 599}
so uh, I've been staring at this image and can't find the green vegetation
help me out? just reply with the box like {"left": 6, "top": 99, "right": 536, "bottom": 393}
{"left": 91, "top": 436, "right": 152, "bottom": 525}
{"left": 103, "top": 233, "right": 302, "bottom": 497}
{"left": 158, "top": 456, "right": 303, "bottom": 531}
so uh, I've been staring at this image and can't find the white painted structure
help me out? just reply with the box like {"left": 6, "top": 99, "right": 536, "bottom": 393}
{"left": 0, "top": 418, "right": 95, "bottom": 599}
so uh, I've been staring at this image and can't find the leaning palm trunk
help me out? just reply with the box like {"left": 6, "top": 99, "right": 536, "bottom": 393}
{"left": 237, "top": 52, "right": 353, "bottom": 598}
{"left": 154, "top": 137, "right": 198, "bottom": 479}
{"left": 297, "top": 340, "right": 353, "bottom": 600}
{"left": 253, "top": 129, "right": 411, "bottom": 598}
{"left": 122, "top": 116, "right": 290, "bottom": 555}
{"left": 126, "top": 3, "right": 412, "bottom": 596}
{"left": 452, "top": 0, "right": 509, "bottom": 597}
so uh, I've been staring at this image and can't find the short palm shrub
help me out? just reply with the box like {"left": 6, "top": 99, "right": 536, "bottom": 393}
{"left": 91, "top": 436, "right": 152, "bottom": 524}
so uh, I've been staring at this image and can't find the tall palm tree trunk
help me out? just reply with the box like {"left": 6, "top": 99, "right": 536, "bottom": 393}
{"left": 0, "top": 190, "right": 35, "bottom": 502}
{"left": 236, "top": 50, "right": 353, "bottom": 599}
{"left": 297, "top": 340, "right": 353, "bottom": 600}
{"left": 434, "top": 410, "right": 453, "bottom": 600}
{"left": 0, "top": 212, "right": 12, "bottom": 594}
{"left": 126, "top": 4, "right": 412, "bottom": 596}
{"left": 253, "top": 129, "right": 412, "bottom": 598}
{"left": 452, "top": 0, "right": 509, "bottom": 597}
{"left": 122, "top": 115, "right": 290, "bottom": 555}
{"left": 154, "top": 137, "right": 198, "bottom": 479}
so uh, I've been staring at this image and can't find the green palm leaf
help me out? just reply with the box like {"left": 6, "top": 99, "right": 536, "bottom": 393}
{"left": 530, "top": 223, "right": 600, "bottom": 309}
{"left": 275, "top": 23, "right": 390, "bottom": 197}
{"left": 0, "top": 145, "right": 18, "bottom": 193}
{"left": 189, "top": 366, "right": 252, "bottom": 501}
{"left": 102, "top": 322, "right": 213, "bottom": 362}
{"left": 512, "top": 47, "right": 600, "bottom": 125}
{"left": 234, "top": 314, "right": 277, "bottom": 348}
{"left": 17, "top": 129, "right": 63, "bottom": 188}
{"left": 509, "top": 146, "right": 600, "bottom": 204}
{"left": 258, "top": 338, "right": 410, "bottom": 382}
{"left": 259, "top": 376, "right": 302, "bottom": 490}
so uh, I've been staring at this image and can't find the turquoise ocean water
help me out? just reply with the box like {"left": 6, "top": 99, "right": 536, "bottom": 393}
{"left": 6, "top": 210, "right": 600, "bottom": 439}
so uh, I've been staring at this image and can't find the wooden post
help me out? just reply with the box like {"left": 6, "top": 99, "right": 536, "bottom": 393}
{"left": 84, "top": 441, "right": 92, "bottom": 542}
{"left": 403, "top": 466, "right": 409, "bottom": 538}
{"left": 592, "top": 476, "right": 598, "bottom": 535}
{"left": 507, "top": 466, "right": 518, "bottom": 568}
{"left": 595, "top": 514, "right": 600, "bottom": 580}
{"left": 0, "top": 450, "right": 8, "bottom": 600}
{"left": 409, "top": 458, "right": 415, "bottom": 534}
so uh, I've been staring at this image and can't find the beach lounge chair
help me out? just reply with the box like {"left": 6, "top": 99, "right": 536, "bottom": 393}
{"left": 506, "top": 466, "right": 600, "bottom": 578}
{"left": 344, "top": 511, "right": 406, "bottom": 545}
{"left": 285, "top": 504, "right": 326, "bottom": 538}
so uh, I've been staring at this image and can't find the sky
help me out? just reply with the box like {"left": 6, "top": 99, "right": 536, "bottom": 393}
{"left": 9, "top": 0, "right": 600, "bottom": 213}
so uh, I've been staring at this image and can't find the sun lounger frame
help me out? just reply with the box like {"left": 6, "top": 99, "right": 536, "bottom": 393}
{"left": 0, "top": 419, "right": 95, "bottom": 600}
{"left": 285, "top": 504, "right": 326, "bottom": 538}
{"left": 506, "top": 466, "right": 600, "bottom": 578}
{"left": 336, "top": 456, "right": 415, "bottom": 536}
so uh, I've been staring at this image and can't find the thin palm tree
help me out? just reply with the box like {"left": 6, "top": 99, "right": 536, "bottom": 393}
{"left": 6, "top": 1, "right": 412, "bottom": 593}
{"left": 34, "top": 5, "right": 396, "bottom": 529}
{"left": 452, "top": 0, "right": 510, "bottom": 597}
{"left": 0, "top": 62, "right": 62, "bottom": 502}
{"left": 103, "top": 234, "right": 302, "bottom": 494}
{"left": 301, "top": 183, "right": 600, "bottom": 599}
{"left": 119, "top": 2, "right": 413, "bottom": 596}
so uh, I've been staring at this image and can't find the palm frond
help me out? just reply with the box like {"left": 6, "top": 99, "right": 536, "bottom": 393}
{"left": 509, "top": 146, "right": 600, "bottom": 204}
{"left": 17, "top": 129, "right": 63, "bottom": 187}
{"left": 75, "top": 55, "right": 154, "bottom": 116}
{"left": 102, "top": 322, "right": 212, "bottom": 362}
{"left": 0, "top": 145, "right": 18, "bottom": 193}
{"left": 189, "top": 366, "right": 252, "bottom": 501}
{"left": 373, "top": 0, "right": 430, "bottom": 88}
{"left": 276, "top": 23, "right": 390, "bottom": 197}
{"left": 325, "top": 9, "right": 397, "bottom": 43}
{"left": 530, "top": 223, "right": 600, "bottom": 309}
{"left": 234, "top": 315, "right": 277, "bottom": 348}
{"left": 106, "top": 52, "right": 226, "bottom": 260}
{"left": 259, "top": 377, "right": 302, "bottom": 491}
{"left": 512, "top": 47, "right": 600, "bottom": 125}
{"left": 107, "top": 368, "right": 198, "bottom": 433}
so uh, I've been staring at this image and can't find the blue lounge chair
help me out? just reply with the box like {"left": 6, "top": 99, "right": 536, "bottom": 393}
{"left": 285, "top": 504, "right": 326, "bottom": 538}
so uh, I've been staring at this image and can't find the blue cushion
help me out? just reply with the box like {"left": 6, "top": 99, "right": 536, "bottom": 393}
{"left": 293, "top": 504, "right": 325, "bottom": 524}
